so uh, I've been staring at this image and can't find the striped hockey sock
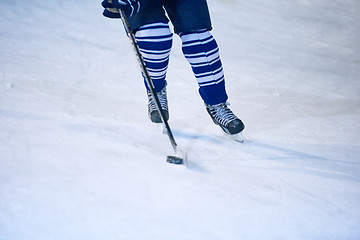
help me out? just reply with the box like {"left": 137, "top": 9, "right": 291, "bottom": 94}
{"left": 135, "top": 22, "right": 173, "bottom": 92}
{"left": 180, "top": 30, "right": 228, "bottom": 105}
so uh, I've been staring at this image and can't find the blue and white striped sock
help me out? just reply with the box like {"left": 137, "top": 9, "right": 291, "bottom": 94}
{"left": 135, "top": 22, "right": 173, "bottom": 92}
{"left": 180, "top": 30, "right": 228, "bottom": 105}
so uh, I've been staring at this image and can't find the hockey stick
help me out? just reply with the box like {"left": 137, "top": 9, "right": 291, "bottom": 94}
{"left": 118, "top": 10, "right": 186, "bottom": 165}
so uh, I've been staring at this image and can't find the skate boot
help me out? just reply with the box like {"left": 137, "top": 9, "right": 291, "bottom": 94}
{"left": 206, "top": 102, "right": 245, "bottom": 136}
{"left": 147, "top": 87, "right": 169, "bottom": 123}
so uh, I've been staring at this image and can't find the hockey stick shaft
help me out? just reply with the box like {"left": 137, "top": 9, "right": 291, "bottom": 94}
{"left": 118, "top": 10, "right": 179, "bottom": 153}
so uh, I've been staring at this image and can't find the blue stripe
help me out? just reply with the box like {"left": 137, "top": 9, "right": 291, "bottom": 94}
{"left": 137, "top": 41, "right": 172, "bottom": 51}
{"left": 194, "top": 66, "right": 223, "bottom": 78}
{"left": 182, "top": 39, "right": 218, "bottom": 55}
{"left": 183, "top": 48, "right": 219, "bottom": 60}
{"left": 192, "top": 60, "right": 222, "bottom": 73}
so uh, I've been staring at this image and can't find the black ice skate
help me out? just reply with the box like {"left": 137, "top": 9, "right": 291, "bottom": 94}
{"left": 147, "top": 87, "right": 169, "bottom": 123}
{"left": 206, "top": 102, "right": 245, "bottom": 136}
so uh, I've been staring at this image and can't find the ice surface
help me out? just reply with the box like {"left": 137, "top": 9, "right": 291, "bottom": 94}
{"left": 1, "top": 0, "right": 360, "bottom": 239}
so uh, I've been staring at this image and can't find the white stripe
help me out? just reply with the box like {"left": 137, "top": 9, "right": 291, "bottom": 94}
{"left": 138, "top": 22, "right": 169, "bottom": 29}
{"left": 182, "top": 37, "right": 214, "bottom": 48}
{"left": 195, "top": 67, "right": 223, "bottom": 78}
{"left": 136, "top": 25, "right": 172, "bottom": 38}
{"left": 147, "top": 65, "right": 168, "bottom": 72}
{"left": 189, "top": 58, "right": 220, "bottom": 68}
{"left": 143, "top": 58, "right": 169, "bottom": 64}
{"left": 185, "top": 53, "right": 220, "bottom": 65}
{"left": 180, "top": 31, "right": 212, "bottom": 43}
{"left": 148, "top": 71, "right": 167, "bottom": 78}
{"left": 141, "top": 51, "right": 171, "bottom": 60}
{"left": 198, "top": 77, "right": 225, "bottom": 87}
{"left": 136, "top": 2, "right": 140, "bottom": 13}
{"left": 136, "top": 36, "right": 173, "bottom": 43}
{"left": 196, "top": 71, "right": 224, "bottom": 84}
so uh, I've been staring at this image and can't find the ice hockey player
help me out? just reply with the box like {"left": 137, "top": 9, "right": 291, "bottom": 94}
{"left": 101, "top": 0, "right": 245, "bottom": 137}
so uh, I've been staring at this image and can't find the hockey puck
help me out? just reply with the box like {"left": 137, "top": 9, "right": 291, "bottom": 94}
{"left": 166, "top": 155, "right": 184, "bottom": 165}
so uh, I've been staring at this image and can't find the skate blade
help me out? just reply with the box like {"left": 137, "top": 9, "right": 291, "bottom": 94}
{"left": 226, "top": 132, "right": 244, "bottom": 143}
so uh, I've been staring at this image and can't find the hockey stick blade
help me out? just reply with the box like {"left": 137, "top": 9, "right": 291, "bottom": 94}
{"left": 167, "top": 147, "right": 187, "bottom": 165}
{"left": 166, "top": 156, "right": 183, "bottom": 164}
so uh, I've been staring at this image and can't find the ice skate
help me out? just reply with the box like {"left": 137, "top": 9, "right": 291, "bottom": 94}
{"left": 147, "top": 87, "right": 169, "bottom": 123}
{"left": 206, "top": 102, "right": 245, "bottom": 138}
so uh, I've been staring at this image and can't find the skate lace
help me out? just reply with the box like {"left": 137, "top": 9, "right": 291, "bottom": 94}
{"left": 148, "top": 88, "right": 168, "bottom": 112}
{"left": 207, "top": 102, "right": 238, "bottom": 127}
